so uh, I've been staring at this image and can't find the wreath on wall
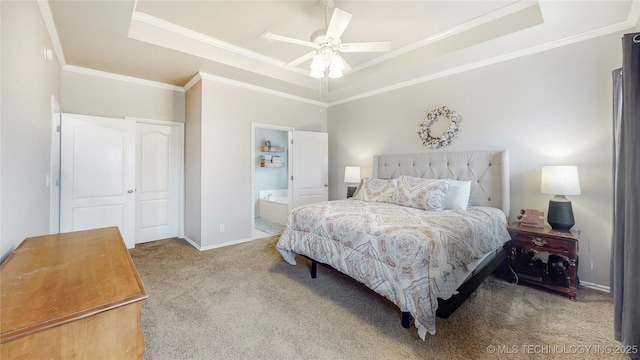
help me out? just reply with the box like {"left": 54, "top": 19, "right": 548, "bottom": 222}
{"left": 418, "top": 106, "right": 462, "bottom": 149}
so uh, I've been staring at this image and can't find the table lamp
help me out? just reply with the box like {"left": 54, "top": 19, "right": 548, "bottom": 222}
{"left": 541, "top": 166, "right": 581, "bottom": 230}
{"left": 344, "top": 166, "right": 361, "bottom": 198}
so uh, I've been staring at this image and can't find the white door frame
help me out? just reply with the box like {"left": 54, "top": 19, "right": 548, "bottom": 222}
{"left": 250, "top": 123, "right": 294, "bottom": 239}
{"left": 126, "top": 117, "right": 185, "bottom": 240}
{"left": 49, "top": 95, "right": 61, "bottom": 234}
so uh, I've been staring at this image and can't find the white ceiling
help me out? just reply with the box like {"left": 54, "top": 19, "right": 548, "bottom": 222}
{"left": 46, "top": 1, "right": 639, "bottom": 105}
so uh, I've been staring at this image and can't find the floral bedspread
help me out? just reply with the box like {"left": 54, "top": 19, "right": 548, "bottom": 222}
{"left": 276, "top": 199, "right": 510, "bottom": 339}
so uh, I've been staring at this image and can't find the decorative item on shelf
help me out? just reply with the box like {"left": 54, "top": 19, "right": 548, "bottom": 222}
{"left": 541, "top": 165, "right": 581, "bottom": 230}
{"left": 418, "top": 106, "right": 462, "bottom": 149}
{"left": 265, "top": 140, "right": 271, "bottom": 148}
{"left": 344, "top": 166, "right": 361, "bottom": 198}
{"left": 260, "top": 154, "right": 285, "bottom": 168}
{"left": 517, "top": 209, "right": 545, "bottom": 228}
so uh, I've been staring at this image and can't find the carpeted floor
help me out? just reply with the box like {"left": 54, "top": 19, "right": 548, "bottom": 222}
{"left": 129, "top": 236, "right": 626, "bottom": 360}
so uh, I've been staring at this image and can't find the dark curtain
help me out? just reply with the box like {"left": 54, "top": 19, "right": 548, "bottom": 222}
{"left": 612, "top": 32, "right": 640, "bottom": 358}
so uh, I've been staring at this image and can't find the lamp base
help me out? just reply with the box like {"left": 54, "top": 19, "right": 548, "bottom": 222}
{"left": 347, "top": 186, "right": 357, "bottom": 198}
{"left": 547, "top": 197, "right": 575, "bottom": 231}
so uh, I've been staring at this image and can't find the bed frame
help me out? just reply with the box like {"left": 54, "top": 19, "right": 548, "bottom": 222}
{"left": 307, "top": 150, "right": 510, "bottom": 328}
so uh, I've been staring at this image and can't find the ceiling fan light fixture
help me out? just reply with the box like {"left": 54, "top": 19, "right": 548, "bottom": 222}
{"left": 263, "top": 6, "right": 390, "bottom": 80}
{"left": 330, "top": 54, "right": 345, "bottom": 70}
{"left": 310, "top": 54, "right": 325, "bottom": 70}
{"left": 310, "top": 54, "right": 326, "bottom": 78}
{"left": 328, "top": 58, "right": 344, "bottom": 78}
{"left": 328, "top": 69, "right": 343, "bottom": 79}
{"left": 327, "top": 54, "right": 345, "bottom": 78}
{"left": 310, "top": 68, "right": 325, "bottom": 78}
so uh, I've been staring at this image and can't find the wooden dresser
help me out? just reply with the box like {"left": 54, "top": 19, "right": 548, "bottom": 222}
{"left": 0, "top": 227, "right": 148, "bottom": 359}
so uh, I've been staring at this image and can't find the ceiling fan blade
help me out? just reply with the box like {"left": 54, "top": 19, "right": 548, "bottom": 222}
{"left": 286, "top": 51, "right": 316, "bottom": 67}
{"left": 339, "top": 41, "right": 391, "bottom": 53}
{"left": 325, "top": 8, "right": 353, "bottom": 40}
{"left": 261, "top": 31, "right": 319, "bottom": 49}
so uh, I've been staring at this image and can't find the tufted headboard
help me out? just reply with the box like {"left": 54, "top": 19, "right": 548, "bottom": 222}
{"left": 373, "top": 150, "right": 510, "bottom": 218}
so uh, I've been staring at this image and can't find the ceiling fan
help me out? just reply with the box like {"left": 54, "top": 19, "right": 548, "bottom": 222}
{"left": 261, "top": 3, "right": 391, "bottom": 79}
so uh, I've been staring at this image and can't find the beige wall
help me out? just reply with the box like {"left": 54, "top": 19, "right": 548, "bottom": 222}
{"left": 1, "top": 1, "right": 61, "bottom": 261}
{"left": 186, "top": 76, "right": 326, "bottom": 248}
{"left": 61, "top": 70, "right": 185, "bottom": 122}
{"left": 185, "top": 81, "right": 203, "bottom": 246}
{"left": 328, "top": 31, "right": 624, "bottom": 288}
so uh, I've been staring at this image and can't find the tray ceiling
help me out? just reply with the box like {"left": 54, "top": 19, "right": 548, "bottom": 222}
{"left": 46, "top": 1, "right": 638, "bottom": 105}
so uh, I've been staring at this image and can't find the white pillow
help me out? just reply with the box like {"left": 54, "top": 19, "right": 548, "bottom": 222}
{"left": 391, "top": 175, "right": 450, "bottom": 211}
{"left": 444, "top": 180, "right": 472, "bottom": 211}
{"left": 353, "top": 178, "right": 397, "bottom": 203}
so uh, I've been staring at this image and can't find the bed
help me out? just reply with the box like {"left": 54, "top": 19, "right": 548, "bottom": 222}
{"left": 276, "top": 150, "right": 511, "bottom": 339}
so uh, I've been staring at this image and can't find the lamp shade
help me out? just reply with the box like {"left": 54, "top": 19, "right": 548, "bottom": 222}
{"left": 541, "top": 166, "right": 581, "bottom": 196}
{"left": 310, "top": 54, "right": 326, "bottom": 78}
{"left": 328, "top": 55, "right": 345, "bottom": 79}
{"left": 344, "top": 166, "right": 361, "bottom": 183}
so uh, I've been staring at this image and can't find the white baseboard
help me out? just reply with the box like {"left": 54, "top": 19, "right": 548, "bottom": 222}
{"left": 580, "top": 280, "right": 610, "bottom": 293}
{"left": 181, "top": 235, "right": 256, "bottom": 251}
{"left": 181, "top": 235, "right": 200, "bottom": 250}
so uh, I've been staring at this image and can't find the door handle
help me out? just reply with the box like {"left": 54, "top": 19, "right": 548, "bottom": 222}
{"left": 324, "top": 184, "right": 328, "bottom": 187}
{"left": 128, "top": 190, "right": 134, "bottom": 194}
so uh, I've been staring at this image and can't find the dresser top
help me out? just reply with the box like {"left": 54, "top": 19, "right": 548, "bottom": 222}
{"left": 508, "top": 222, "right": 580, "bottom": 240}
{"left": 0, "top": 227, "right": 147, "bottom": 343}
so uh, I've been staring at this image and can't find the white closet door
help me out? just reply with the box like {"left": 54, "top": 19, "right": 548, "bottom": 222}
{"left": 60, "top": 114, "right": 136, "bottom": 248}
{"left": 135, "top": 122, "right": 182, "bottom": 244}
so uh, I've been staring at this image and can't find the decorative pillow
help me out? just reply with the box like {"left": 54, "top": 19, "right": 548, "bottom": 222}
{"left": 353, "top": 178, "right": 397, "bottom": 203}
{"left": 391, "top": 176, "right": 450, "bottom": 211}
{"left": 444, "top": 180, "right": 472, "bottom": 211}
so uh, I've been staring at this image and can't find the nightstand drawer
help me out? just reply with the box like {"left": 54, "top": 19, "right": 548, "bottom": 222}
{"left": 511, "top": 233, "right": 571, "bottom": 253}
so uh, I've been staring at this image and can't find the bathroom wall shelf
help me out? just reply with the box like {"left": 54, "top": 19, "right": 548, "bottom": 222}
{"left": 261, "top": 162, "right": 285, "bottom": 168}
{"left": 260, "top": 146, "right": 285, "bottom": 152}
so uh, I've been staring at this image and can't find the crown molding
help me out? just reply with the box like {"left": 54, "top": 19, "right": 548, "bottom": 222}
{"left": 38, "top": 0, "right": 181, "bottom": 93}
{"left": 63, "top": 65, "right": 185, "bottom": 92}
{"left": 189, "top": 72, "right": 327, "bottom": 108}
{"left": 39, "top": 0, "right": 639, "bottom": 109}
{"left": 183, "top": 73, "right": 203, "bottom": 92}
{"left": 350, "top": 0, "right": 540, "bottom": 74}
{"left": 329, "top": 17, "right": 637, "bottom": 107}
{"left": 130, "top": 11, "right": 307, "bottom": 77}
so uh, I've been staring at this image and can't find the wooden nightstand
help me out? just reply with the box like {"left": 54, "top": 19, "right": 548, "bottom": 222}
{"left": 506, "top": 222, "right": 580, "bottom": 300}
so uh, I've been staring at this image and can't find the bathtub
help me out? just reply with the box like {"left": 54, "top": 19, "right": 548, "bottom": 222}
{"left": 259, "top": 190, "right": 289, "bottom": 225}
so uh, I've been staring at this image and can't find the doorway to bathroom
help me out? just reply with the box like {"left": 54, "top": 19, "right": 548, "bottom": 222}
{"left": 252, "top": 124, "right": 291, "bottom": 239}
{"left": 251, "top": 123, "right": 329, "bottom": 240}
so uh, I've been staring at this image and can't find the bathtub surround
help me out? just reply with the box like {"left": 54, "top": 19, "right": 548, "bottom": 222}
{"left": 259, "top": 189, "right": 289, "bottom": 225}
